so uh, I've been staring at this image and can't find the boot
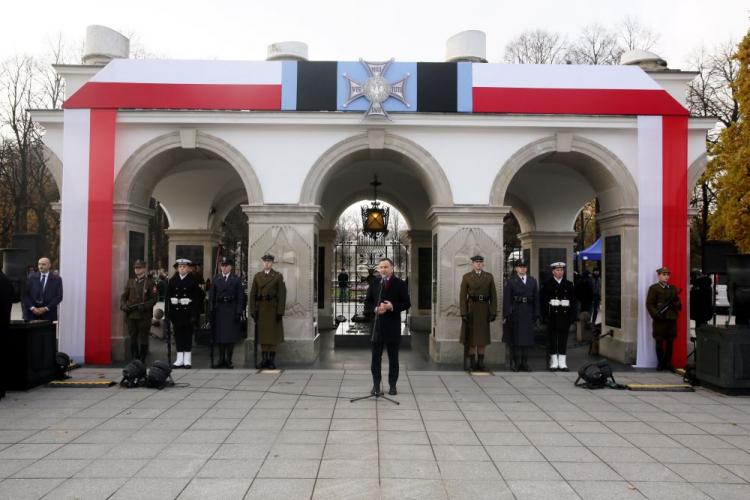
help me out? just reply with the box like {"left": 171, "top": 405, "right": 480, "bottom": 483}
{"left": 477, "top": 354, "right": 486, "bottom": 372}
{"left": 469, "top": 354, "right": 477, "bottom": 372}
{"left": 260, "top": 352, "right": 269, "bottom": 369}
{"left": 268, "top": 352, "right": 277, "bottom": 370}
{"left": 184, "top": 352, "right": 192, "bottom": 369}
{"left": 130, "top": 342, "right": 139, "bottom": 361}
{"left": 549, "top": 354, "right": 559, "bottom": 371}
{"left": 558, "top": 354, "right": 568, "bottom": 372}
{"left": 463, "top": 349, "right": 471, "bottom": 371}
{"left": 173, "top": 351, "right": 184, "bottom": 368}
{"left": 225, "top": 345, "right": 234, "bottom": 369}
{"left": 510, "top": 347, "right": 520, "bottom": 372}
{"left": 520, "top": 349, "right": 532, "bottom": 372}
{"left": 139, "top": 344, "right": 149, "bottom": 363}
{"left": 214, "top": 346, "right": 225, "bottom": 368}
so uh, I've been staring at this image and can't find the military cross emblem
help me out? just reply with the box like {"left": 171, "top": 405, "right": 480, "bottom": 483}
{"left": 342, "top": 58, "right": 411, "bottom": 119}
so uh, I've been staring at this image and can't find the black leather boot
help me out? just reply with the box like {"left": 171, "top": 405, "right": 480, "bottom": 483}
{"left": 139, "top": 344, "right": 149, "bottom": 363}
{"left": 477, "top": 354, "right": 486, "bottom": 372}
{"left": 463, "top": 353, "right": 472, "bottom": 372}
{"left": 469, "top": 354, "right": 477, "bottom": 372}
{"left": 226, "top": 345, "right": 234, "bottom": 369}
{"left": 520, "top": 349, "right": 532, "bottom": 372}
{"left": 269, "top": 352, "right": 277, "bottom": 370}
{"left": 260, "top": 351, "right": 269, "bottom": 369}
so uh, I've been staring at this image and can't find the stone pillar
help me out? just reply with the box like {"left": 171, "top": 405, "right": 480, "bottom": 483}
{"left": 242, "top": 204, "right": 322, "bottom": 364}
{"left": 318, "top": 229, "right": 336, "bottom": 330}
{"left": 111, "top": 203, "right": 154, "bottom": 362}
{"left": 426, "top": 206, "right": 509, "bottom": 364}
{"left": 402, "top": 229, "right": 432, "bottom": 332}
{"left": 517, "top": 231, "right": 577, "bottom": 283}
{"left": 597, "top": 209, "right": 639, "bottom": 364}
{"left": 165, "top": 229, "right": 221, "bottom": 281}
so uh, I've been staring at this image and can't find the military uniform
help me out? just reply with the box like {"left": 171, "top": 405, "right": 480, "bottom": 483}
{"left": 646, "top": 266, "right": 682, "bottom": 370}
{"left": 459, "top": 256, "right": 498, "bottom": 371}
{"left": 250, "top": 254, "right": 286, "bottom": 369}
{"left": 209, "top": 257, "right": 244, "bottom": 368}
{"left": 539, "top": 263, "right": 577, "bottom": 371}
{"left": 120, "top": 261, "right": 157, "bottom": 362}
{"left": 502, "top": 260, "right": 539, "bottom": 371}
{"left": 166, "top": 259, "right": 205, "bottom": 368}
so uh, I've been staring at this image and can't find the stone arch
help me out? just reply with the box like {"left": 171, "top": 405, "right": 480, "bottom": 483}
{"left": 300, "top": 131, "right": 453, "bottom": 207}
{"left": 114, "top": 130, "right": 263, "bottom": 206}
{"left": 488, "top": 135, "right": 639, "bottom": 211}
{"left": 688, "top": 152, "right": 708, "bottom": 194}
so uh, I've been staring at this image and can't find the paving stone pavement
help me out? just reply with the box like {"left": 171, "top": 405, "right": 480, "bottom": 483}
{"left": 1, "top": 367, "right": 750, "bottom": 499}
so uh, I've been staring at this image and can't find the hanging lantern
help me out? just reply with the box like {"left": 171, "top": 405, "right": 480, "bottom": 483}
{"left": 361, "top": 175, "right": 390, "bottom": 240}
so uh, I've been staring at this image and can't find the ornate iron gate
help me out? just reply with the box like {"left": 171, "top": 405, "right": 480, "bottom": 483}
{"left": 333, "top": 236, "right": 408, "bottom": 336}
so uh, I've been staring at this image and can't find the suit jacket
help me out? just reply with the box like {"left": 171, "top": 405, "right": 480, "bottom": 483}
{"left": 364, "top": 275, "right": 410, "bottom": 343}
{"left": 23, "top": 272, "right": 63, "bottom": 321}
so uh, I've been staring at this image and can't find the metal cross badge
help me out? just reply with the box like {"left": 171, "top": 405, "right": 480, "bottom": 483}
{"left": 342, "top": 58, "right": 411, "bottom": 119}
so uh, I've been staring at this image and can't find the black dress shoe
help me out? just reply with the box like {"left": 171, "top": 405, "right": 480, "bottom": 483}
{"left": 388, "top": 386, "right": 397, "bottom": 395}
{"left": 370, "top": 385, "right": 383, "bottom": 396}
{"left": 226, "top": 361, "right": 234, "bottom": 369}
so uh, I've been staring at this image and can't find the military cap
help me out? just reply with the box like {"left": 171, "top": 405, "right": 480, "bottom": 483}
{"left": 219, "top": 256, "right": 234, "bottom": 266}
{"left": 470, "top": 255, "right": 484, "bottom": 262}
{"left": 261, "top": 254, "right": 275, "bottom": 262}
{"left": 513, "top": 259, "right": 527, "bottom": 267}
{"left": 133, "top": 259, "right": 147, "bottom": 268}
{"left": 175, "top": 258, "right": 192, "bottom": 266}
{"left": 550, "top": 261, "right": 566, "bottom": 269}
{"left": 656, "top": 266, "right": 671, "bottom": 274}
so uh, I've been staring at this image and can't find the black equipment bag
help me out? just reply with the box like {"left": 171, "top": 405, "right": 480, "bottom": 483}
{"left": 55, "top": 352, "right": 72, "bottom": 380}
{"left": 145, "top": 360, "right": 173, "bottom": 389}
{"left": 575, "top": 360, "right": 623, "bottom": 389}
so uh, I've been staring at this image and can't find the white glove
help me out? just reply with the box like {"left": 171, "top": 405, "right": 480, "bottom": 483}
{"left": 560, "top": 299, "right": 570, "bottom": 307}
{"left": 179, "top": 298, "right": 192, "bottom": 305}
{"left": 170, "top": 298, "right": 178, "bottom": 305}
{"left": 550, "top": 299, "right": 561, "bottom": 307}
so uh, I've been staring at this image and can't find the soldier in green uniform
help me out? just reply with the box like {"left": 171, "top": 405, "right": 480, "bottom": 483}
{"left": 459, "top": 255, "right": 498, "bottom": 372}
{"left": 120, "top": 260, "right": 157, "bottom": 362}
{"left": 250, "top": 254, "right": 287, "bottom": 369}
{"left": 646, "top": 266, "right": 682, "bottom": 371}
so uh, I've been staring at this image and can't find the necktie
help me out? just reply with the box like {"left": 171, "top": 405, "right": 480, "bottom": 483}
{"left": 41, "top": 274, "right": 47, "bottom": 292}
{"left": 384, "top": 278, "right": 390, "bottom": 290}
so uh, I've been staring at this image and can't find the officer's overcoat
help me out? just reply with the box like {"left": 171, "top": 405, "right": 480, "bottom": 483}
{"left": 502, "top": 274, "right": 539, "bottom": 347}
{"left": 210, "top": 273, "right": 244, "bottom": 343}
{"left": 250, "top": 269, "right": 287, "bottom": 345}
{"left": 459, "top": 271, "right": 498, "bottom": 346}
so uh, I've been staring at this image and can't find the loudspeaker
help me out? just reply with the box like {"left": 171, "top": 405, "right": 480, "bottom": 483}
{"left": 703, "top": 240, "right": 737, "bottom": 274}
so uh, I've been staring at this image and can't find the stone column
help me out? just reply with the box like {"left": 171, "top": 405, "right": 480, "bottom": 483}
{"left": 242, "top": 204, "right": 322, "bottom": 364}
{"left": 402, "top": 229, "right": 432, "bottom": 333}
{"left": 517, "top": 231, "right": 577, "bottom": 282}
{"left": 165, "top": 229, "right": 221, "bottom": 281}
{"left": 597, "top": 209, "right": 639, "bottom": 364}
{"left": 426, "top": 206, "right": 509, "bottom": 364}
{"left": 318, "top": 229, "right": 336, "bottom": 330}
{"left": 111, "top": 203, "right": 154, "bottom": 362}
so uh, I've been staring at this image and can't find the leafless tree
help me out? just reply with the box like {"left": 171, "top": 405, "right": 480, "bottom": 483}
{"left": 503, "top": 29, "right": 567, "bottom": 64}
{"left": 618, "top": 17, "right": 660, "bottom": 52}
{"left": 566, "top": 24, "right": 622, "bottom": 65}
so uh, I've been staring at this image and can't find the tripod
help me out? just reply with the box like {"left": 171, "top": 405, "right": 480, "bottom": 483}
{"left": 351, "top": 278, "right": 399, "bottom": 405}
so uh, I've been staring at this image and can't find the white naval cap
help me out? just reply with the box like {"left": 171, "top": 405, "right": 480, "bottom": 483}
{"left": 550, "top": 262, "right": 566, "bottom": 269}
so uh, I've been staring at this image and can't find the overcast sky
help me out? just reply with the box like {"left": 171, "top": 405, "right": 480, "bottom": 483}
{"left": 2, "top": 1, "right": 748, "bottom": 69}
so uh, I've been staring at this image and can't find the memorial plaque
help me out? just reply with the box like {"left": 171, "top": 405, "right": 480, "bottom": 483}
{"left": 604, "top": 235, "right": 621, "bottom": 328}
{"left": 418, "top": 247, "right": 432, "bottom": 310}
{"left": 538, "top": 248, "right": 566, "bottom": 284}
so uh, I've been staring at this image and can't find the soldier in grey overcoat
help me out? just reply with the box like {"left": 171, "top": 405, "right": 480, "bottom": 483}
{"left": 209, "top": 256, "right": 244, "bottom": 368}
{"left": 502, "top": 259, "right": 539, "bottom": 371}
{"left": 250, "top": 254, "right": 287, "bottom": 369}
{"left": 459, "top": 255, "right": 498, "bottom": 372}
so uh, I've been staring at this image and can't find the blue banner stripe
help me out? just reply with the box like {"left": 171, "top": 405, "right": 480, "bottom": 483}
{"left": 457, "top": 62, "right": 473, "bottom": 112}
{"left": 281, "top": 61, "right": 297, "bottom": 110}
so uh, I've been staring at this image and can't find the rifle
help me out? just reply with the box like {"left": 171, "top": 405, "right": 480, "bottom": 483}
{"left": 657, "top": 287, "right": 682, "bottom": 316}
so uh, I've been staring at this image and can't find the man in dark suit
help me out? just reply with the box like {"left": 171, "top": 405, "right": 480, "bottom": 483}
{"left": 23, "top": 257, "right": 63, "bottom": 321}
{"left": 364, "top": 258, "right": 410, "bottom": 396}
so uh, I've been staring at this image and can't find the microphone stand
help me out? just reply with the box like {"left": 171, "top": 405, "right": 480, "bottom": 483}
{"left": 351, "top": 277, "right": 399, "bottom": 405}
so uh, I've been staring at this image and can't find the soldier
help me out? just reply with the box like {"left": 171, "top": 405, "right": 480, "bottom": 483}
{"left": 120, "top": 260, "right": 158, "bottom": 362}
{"left": 250, "top": 254, "right": 287, "bottom": 369}
{"left": 209, "top": 256, "right": 244, "bottom": 368}
{"left": 502, "top": 259, "right": 539, "bottom": 372}
{"left": 166, "top": 258, "right": 205, "bottom": 369}
{"left": 646, "top": 267, "right": 682, "bottom": 371}
{"left": 459, "top": 255, "right": 498, "bottom": 372}
{"left": 540, "top": 262, "right": 577, "bottom": 371}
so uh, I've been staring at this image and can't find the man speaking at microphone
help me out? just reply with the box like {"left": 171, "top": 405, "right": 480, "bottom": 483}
{"left": 365, "top": 258, "right": 410, "bottom": 396}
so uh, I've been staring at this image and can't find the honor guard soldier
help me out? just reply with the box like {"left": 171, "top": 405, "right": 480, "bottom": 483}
{"left": 459, "top": 255, "right": 498, "bottom": 372}
{"left": 502, "top": 259, "right": 539, "bottom": 371}
{"left": 209, "top": 257, "right": 244, "bottom": 368}
{"left": 539, "top": 262, "right": 577, "bottom": 371}
{"left": 166, "top": 258, "right": 205, "bottom": 369}
{"left": 120, "top": 260, "right": 157, "bottom": 362}
{"left": 646, "top": 267, "right": 682, "bottom": 371}
{"left": 250, "top": 254, "right": 287, "bottom": 369}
